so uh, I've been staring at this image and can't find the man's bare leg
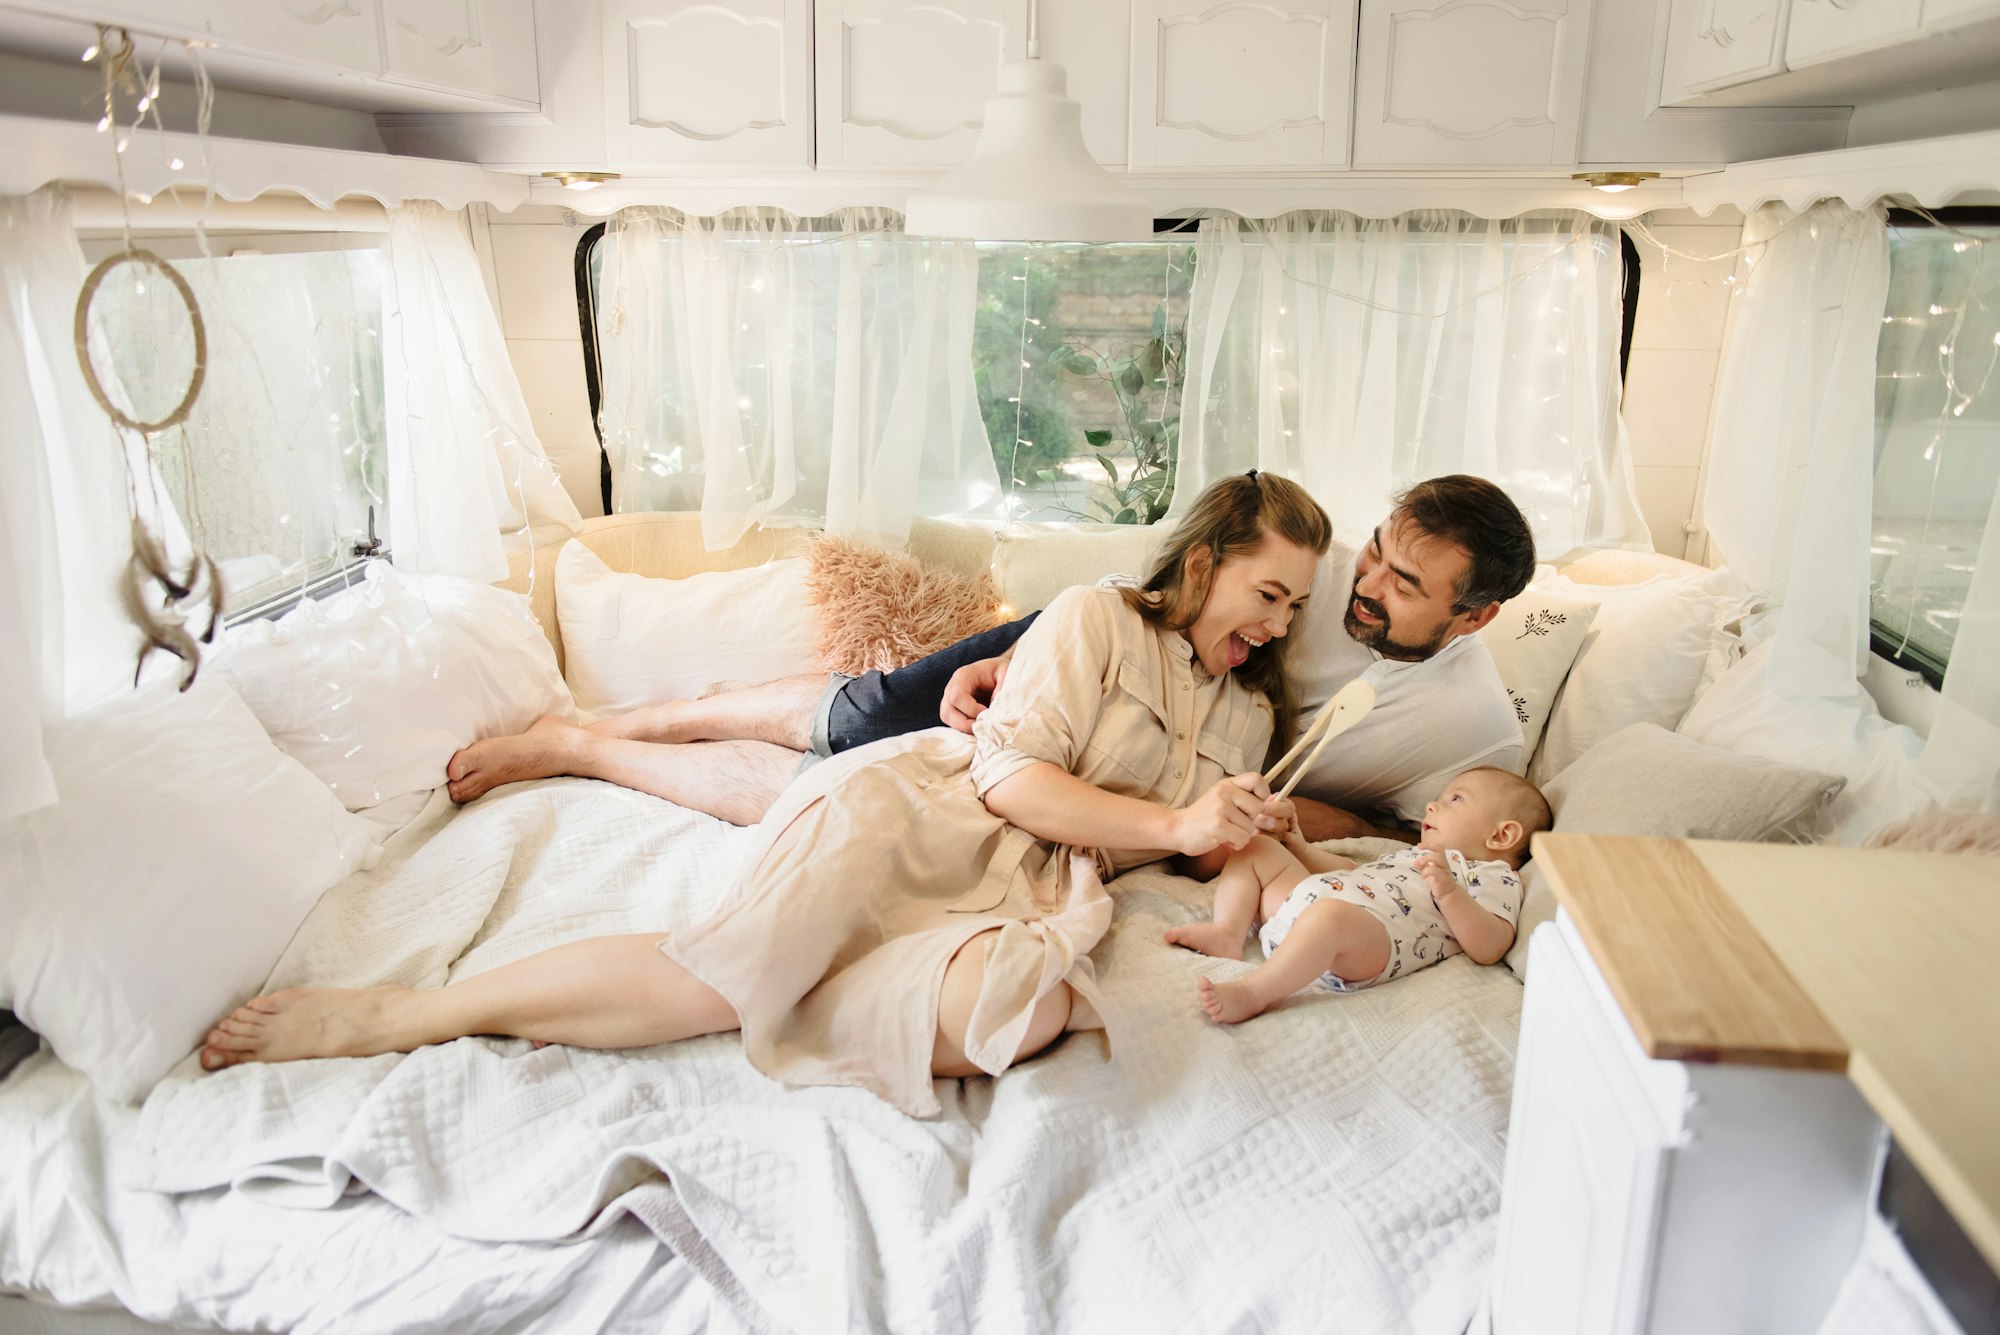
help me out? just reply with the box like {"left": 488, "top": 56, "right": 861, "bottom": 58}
{"left": 591, "top": 673, "right": 827, "bottom": 749}
{"left": 199, "top": 934, "right": 739, "bottom": 1069}
{"left": 446, "top": 716, "right": 800, "bottom": 823}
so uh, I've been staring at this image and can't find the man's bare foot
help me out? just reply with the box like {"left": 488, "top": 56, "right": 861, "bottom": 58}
{"left": 1165, "top": 922, "right": 1248, "bottom": 959}
{"left": 446, "top": 714, "right": 585, "bottom": 803}
{"left": 1197, "top": 975, "right": 1270, "bottom": 1025}
{"left": 198, "top": 986, "right": 424, "bottom": 1069}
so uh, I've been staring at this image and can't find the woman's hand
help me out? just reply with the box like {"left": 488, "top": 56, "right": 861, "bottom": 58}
{"left": 942, "top": 655, "right": 1010, "bottom": 732}
{"left": 1168, "top": 772, "right": 1272, "bottom": 856}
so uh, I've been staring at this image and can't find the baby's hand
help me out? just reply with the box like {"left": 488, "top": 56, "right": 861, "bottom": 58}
{"left": 1257, "top": 794, "right": 1298, "bottom": 837}
{"left": 1415, "top": 849, "right": 1461, "bottom": 905}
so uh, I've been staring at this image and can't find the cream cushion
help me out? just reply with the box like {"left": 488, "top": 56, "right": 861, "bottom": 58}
{"left": 555, "top": 542, "right": 821, "bottom": 715}
{"left": 987, "top": 522, "right": 1167, "bottom": 614}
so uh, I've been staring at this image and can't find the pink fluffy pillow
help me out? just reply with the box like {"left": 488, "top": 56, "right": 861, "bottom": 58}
{"left": 805, "top": 536, "right": 1005, "bottom": 676}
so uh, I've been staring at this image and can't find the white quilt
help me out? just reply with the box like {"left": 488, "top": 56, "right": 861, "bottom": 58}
{"left": 88, "top": 778, "right": 1520, "bottom": 1332}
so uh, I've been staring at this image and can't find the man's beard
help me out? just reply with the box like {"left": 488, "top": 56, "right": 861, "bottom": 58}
{"left": 1343, "top": 586, "right": 1452, "bottom": 662}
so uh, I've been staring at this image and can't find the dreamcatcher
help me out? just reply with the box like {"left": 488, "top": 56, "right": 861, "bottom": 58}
{"left": 73, "top": 27, "right": 222, "bottom": 689}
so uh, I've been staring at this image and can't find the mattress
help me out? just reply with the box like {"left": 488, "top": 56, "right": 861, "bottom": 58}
{"left": 0, "top": 777, "right": 1526, "bottom": 1332}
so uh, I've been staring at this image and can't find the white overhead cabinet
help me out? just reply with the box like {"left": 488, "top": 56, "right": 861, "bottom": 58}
{"left": 382, "top": 0, "right": 539, "bottom": 103}
{"left": 602, "top": 0, "right": 812, "bottom": 166}
{"left": 813, "top": 0, "right": 1013, "bottom": 167}
{"left": 1658, "top": 0, "right": 2000, "bottom": 103}
{"left": 53, "top": 0, "right": 386, "bottom": 73}
{"left": 1655, "top": 0, "right": 1792, "bottom": 98}
{"left": 1352, "top": 0, "right": 1595, "bottom": 165}
{"left": 1128, "top": 0, "right": 1356, "bottom": 168}
{"left": 1783, "top": 0, "right": 1923, "bottom": 64}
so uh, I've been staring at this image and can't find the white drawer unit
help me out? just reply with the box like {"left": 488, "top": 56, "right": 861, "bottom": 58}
{"left": 1129, "top": 0, "right": 1356, "bottom": 168}
{"left": 1352, "top": 0, "right": 1596, "bottom": 166}
{"left": 602, "top": 0, "right": 813, "bottom": 167}
{"left": 1491, "top": 916, "right": 1885, "bottom": 1334}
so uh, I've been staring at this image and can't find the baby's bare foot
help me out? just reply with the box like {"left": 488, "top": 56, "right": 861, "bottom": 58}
{"left": 1197, "top": 976, "right": 1268, "bottom": 1025}
{"left": 1165, "top": 922, "right": 1246, "bottom": 959}
{"left": 198, "top": 986, "right": 420, "bottom": 1069}
{"left": 445, "top": 714, "right": 583, "bottom": 803}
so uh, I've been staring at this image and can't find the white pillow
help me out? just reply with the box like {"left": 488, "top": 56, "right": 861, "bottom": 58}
{"left": 1677, "top": 640, "right": 1938, "bottom": 846}
{"left": 1528, "top": 567, "right": 1757, "bottom": 786}
{"left": 989, "top": 523, "right": 1167, "bottom": 614}
{"left": 0, "top": 676, "right": 374, "bottom": 1102}
{"left": 215, "top": 562, "right": 575, "bottom": 819}
{"left": 556, "top": 542, "right": 820, "bottom": 714}
{"left": 1477, "top": 585, "right": 1600, "bottom": 760}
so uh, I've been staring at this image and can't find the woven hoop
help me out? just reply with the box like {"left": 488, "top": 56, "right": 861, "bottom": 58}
{"left": 73, "top": 247, "right": 207, "bottom": 435}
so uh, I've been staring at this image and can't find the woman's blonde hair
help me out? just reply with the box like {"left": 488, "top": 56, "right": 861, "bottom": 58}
{"left": 1121, "top": 471, "right": 1332, "bottom": 766}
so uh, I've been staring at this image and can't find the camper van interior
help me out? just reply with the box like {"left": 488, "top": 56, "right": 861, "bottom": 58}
{"left": 0, "top": 1, "right": 1997, "bottom": 1331}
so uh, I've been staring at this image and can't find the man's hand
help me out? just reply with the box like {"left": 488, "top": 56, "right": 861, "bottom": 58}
{"left": 1167, "top": 773, "right": 1271, "bottom": 856}
{"left": 941, "top": 655, "right": 1010, "bottom": 733}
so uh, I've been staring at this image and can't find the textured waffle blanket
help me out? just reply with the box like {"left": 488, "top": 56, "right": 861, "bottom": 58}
{"left": 131, "top": 777, "right": 1523, "bottom": 1334}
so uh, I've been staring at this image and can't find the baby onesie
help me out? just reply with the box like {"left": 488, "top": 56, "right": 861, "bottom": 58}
{"left": 1257, "top": 846, "right": 1523, "bottom": 992}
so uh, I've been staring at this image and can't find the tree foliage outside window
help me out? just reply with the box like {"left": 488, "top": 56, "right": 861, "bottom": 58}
{"left": 972, "top": 239, "right": 1194, "bottom": 524}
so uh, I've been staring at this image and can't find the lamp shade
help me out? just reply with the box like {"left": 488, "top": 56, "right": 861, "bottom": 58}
{"left": 904, "top": 59, "right": 1151, "bottom": 243}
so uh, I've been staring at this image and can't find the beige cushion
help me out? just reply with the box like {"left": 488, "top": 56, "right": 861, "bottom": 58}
{"left": 988, "top": 522, "right": 1167, "bottom": 614}
{"left": 1502, "top": 724, "right": 1846, "bottom": 982}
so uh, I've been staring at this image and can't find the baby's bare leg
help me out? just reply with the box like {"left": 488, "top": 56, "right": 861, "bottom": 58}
{"left": 1198, "top": 900, "right": 1390, "bottom": 1025}
{"left": 1165, "top": 835, "right": 1309, "bottom": 959}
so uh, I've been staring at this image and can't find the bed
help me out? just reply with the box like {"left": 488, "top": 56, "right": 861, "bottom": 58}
{"left": 0, "top": 514, "right": 1804, "bottom": 1333}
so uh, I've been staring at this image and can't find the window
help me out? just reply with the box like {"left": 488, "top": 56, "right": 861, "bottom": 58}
{"left": 579, "top": 221, "right": 1194, "bottom": 526}
{"left": 1870, "top": 209, "right": 2000, "bottom": 682}
{"left": 79, "top": 235, "right": 389, "bottom": 619}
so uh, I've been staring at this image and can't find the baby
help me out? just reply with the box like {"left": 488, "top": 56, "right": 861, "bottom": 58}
{"left": 1166, "top": 766, "right": 1551, "bottom": 1024}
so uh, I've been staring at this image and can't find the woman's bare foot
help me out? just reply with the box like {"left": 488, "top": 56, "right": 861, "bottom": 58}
{"left": 1197, "top": 975, "right": 1270, "bottom": 1025}
{"left": 1165, "top": 922, "right": 1248, "bottom": 959}
{"left": 198, "top": 986, "right": 426, "bottom": 1070}
{"left": 446, "top": 714, "right": 586, "bottom": 803}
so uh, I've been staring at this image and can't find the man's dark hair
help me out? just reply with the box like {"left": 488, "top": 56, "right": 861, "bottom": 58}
{"left": 1390, "top": 475, "right": 1537, "bottom": 614}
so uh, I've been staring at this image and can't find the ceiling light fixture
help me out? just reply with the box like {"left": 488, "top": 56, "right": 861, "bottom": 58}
{"left": 904, "top": 0, "right": 1149, "bottom": 242}
{"left": 542, "top": 171, "right": 620, "bottom": 192}
{"left": 1572, "top": 171, "right": 1661, "bottom": 193}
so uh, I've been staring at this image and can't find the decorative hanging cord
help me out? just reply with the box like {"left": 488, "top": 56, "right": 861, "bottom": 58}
{"left": 74, "top": 25, "right": 221, "bottom": 689}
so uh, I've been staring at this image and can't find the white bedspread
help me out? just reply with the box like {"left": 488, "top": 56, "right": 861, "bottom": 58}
{"left": 21, "top": 778, "right": 1525, "bottom": 1333}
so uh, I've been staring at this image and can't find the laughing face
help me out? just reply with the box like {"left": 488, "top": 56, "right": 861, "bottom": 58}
{"left": 1344, "top": 519, "right": 1488, "bottom": 662}
{"left": 1183, "top": 532, "right": 1319, "bottom": 678}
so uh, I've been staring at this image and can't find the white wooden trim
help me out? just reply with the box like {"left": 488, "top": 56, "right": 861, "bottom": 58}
{"left": 1678, "top": 127, "right": 2000, "bottom": 216}
{"left": 0, "top": 113, "right": 528, "bottom": 211}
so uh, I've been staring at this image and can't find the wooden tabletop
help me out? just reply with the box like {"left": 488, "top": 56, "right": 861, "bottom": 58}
{"left": 1534, "top": 832, "right": 2000, "bottom": 1273}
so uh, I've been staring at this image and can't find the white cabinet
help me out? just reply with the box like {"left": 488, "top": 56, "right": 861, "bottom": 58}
{"left": 814, "top": 0, "right": 1016, "bottom": 167}
{"left": 1784, "top": 0, "right": 1923, "bottom": 64}
{"left": 381, "top": 0, "right": 538, "bottom": 103}
{"left": 602, "top": 0, "right": 813, "bottom": 167}
{"left": 1492, "top": 917, "right": 1885, "bottom": 1335}
{"left": 82, "top": 0, "right": 386, "bottom": 74}
{"left": 1129, "top": 0, "right": 1355, "bottom": 168}
{"left": 1657, "top": 0, "right": 1794, "bottom": 99}
{"left": 1352, "top": 0, "right": 1595, "bottom": 166}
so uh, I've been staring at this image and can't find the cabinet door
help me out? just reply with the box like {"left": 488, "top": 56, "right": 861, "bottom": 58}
{"left": 1130, "top": 0, "right": 1355, "bottom": 168}
{"left": 1923, "top": 0, "right": 2000, "bottom": 23}
{"left": 1785, "top": 0, "right": 1923, "bottom": 64}
{"left": 1657, "top": 0, "right": 1792, "bottom": 100}
{"left": 109, "top": 0, "right": 385, "bottom": 74}
{"left": 603, "top": 0, "right": 812, "bottom": 167}
{"left": 815, "top": 0, "right": 1017, "bottom": 167}
{"left": 1352, "top": 0, "right": 1594, "bottom": 165}
{"left": 1490, "top": 928, "right": 1668, "bottom": 1335}
{"left": 381, "top": 0, "right": 538, "bottom": 103}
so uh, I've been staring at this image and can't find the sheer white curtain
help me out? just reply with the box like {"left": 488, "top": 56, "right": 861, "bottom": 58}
{"left": 0, "top": 190, "right": 146, "bottom": 817}
{"left": 1169, "top": 210, "right": 1647, "bottom": 554}
{"left": 1702, "top": 201, "right": 1892, "bottom": 701}
{"left": 381, "top": 202, "right": 580, "bottom": 582}
{"left": 595, "top": 206, "right": 999, "bottom": 550}
{"left": 1930, "top": 488, "right": 2000, "bottom": 808}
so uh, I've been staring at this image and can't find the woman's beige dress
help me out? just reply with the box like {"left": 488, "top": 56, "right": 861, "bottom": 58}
{"left": 661, "top": 585, "right": 1275, "bottom": 1117}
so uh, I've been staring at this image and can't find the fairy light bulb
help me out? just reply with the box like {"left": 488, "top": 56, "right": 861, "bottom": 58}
{"left": 81, "top": 42, "right": 98, "bottom": 61}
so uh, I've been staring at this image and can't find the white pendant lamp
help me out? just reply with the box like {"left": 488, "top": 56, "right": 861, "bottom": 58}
{"left": 903, "top": 3, "right": 1150, "bottom": 243}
